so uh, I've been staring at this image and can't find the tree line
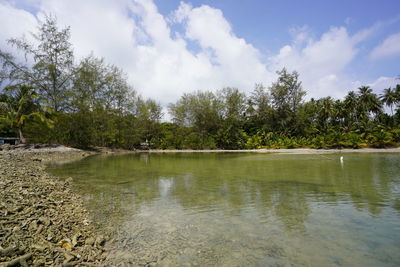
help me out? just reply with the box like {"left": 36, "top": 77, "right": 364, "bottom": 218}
{"left": 1, "top": 17, "right": 399, "bottom": 149}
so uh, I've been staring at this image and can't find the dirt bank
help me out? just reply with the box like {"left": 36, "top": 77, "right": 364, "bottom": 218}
{"left": 0, "top": 147, "right": 108, "bottom": 266}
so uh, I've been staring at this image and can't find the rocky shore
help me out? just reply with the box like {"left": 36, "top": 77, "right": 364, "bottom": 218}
{"left": 0, "top": 147, "right": 109, "bottom": 266}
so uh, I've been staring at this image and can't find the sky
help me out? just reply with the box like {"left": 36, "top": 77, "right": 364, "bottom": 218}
{"left": 1, "top": 0, "right": 400, "bottom": 107}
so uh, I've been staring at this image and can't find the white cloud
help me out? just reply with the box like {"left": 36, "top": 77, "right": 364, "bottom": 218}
{"left": 269, "top": 22, "right": 400, "bottom": 100}
{"left": 30, "top": 0, "right": 272, "bottom": 104}
{"left": 37, "top": 0, "right": 138, "bottom": 68}
{"left": 0, "top": 0, "right": 397, "bottom": 108}
{"left": 172, "top": 2, "right": 273, "bottom": 91}
{"left": 352, "top": 16, "right": 400, "bottom": 44}
{"left": 367, "top": 76, "right": 398, "bottom": 92}
{"left": 270, "top": 26, "right": 359, "bottom": 99}
{"left": 370, "top": 32, "right": 400, "bottom": 60}
{"left": 0, "top": 1, "right": 38, "bottom": 56}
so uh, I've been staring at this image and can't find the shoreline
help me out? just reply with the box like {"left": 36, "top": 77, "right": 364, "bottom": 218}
{"left": 110, "top": 147, "right": 400, "bottom": 156}
{"left": 143, "top": 147, "right": 400, "bottom": 154}
{"left": 2, "top": 144, "right": 400, "bottom": 155}
{"left": 0, "top": 148, "right": 108, "bottom": 266}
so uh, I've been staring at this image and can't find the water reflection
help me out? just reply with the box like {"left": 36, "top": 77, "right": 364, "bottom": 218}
{"left": 48, "top": 153, "right": 400, "bottom": 266}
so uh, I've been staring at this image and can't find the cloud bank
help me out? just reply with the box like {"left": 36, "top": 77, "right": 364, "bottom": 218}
{"left": 0, "top": 0, "right": 397, "bottom": 106}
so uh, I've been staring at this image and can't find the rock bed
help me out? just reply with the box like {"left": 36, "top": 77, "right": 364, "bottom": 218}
{"left": 0, "top": 149, "right": 108, "bottom": 266}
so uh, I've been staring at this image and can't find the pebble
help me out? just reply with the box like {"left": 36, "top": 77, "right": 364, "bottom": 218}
{"left": 0, "top": 148, "right": 109, "bottom": 266}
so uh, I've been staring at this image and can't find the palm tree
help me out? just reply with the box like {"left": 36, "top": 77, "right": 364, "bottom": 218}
{"left": 380, "top": 87, "right": 397, "bottom": 115}
{"left": 395, "top": 84, "right": 400, "bottom": 112}
{"left": 333, "top": 99, "right": 346, "bottom": 128}
{"left": 0, "top": 85, "right": 53, "bottom": 143}
{"left": 317, "top": 97, "right": 334, "bottom": 130}
{"left": 357, "top": 86, "right": 382, "bottom": 120}
{"left": 344, "top": 91, "right": 358, "bottom": 125}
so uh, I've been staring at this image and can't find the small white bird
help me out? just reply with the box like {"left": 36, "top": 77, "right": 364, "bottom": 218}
{"left": 340, "top": 156, "right": 344, "bottom": 163}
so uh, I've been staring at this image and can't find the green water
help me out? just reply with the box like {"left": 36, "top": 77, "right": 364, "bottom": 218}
{"left": 48, "top": 153, "right": 400, "bottom": 266}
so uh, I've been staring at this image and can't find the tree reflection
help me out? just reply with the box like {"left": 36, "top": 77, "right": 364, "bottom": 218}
{"left": 49, "top": 153, "right": 400, "bottom": 233}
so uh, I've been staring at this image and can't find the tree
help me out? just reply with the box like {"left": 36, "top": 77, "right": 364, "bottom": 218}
{"left": 380, "top": 87, "right": 397, "bottom": 115}
{"left": 316, "top": 97, "right": 335, "bottom": 132}
{"left": 104, "top": 65, "right": 133, "bottom": 115}
{"left": 270, "top": 68, "right": 306, "bottom": 113}
{"left": 5, "top": 15, "right": 74, "bottom": 112}
{"left": 217, "top": 87, "right": 247, "bottom": 149}
{"left": 70, "top": 55, "right": 108, "bottom": 112}
{"left": 0, "top": 85, "right": 53, "bottom": 143}
{"left": 295, "top": 98, "right": 319, "bottom": 136}
{"left": 250, "top": 83, "right": 270, "bottom": 119}
{"left": 169, "top": 91, "right": 222, "bottom": 132}
{"left": 169, "top": 91, "right": 222, "bottom": 148}
{"left": 269, "top": 68, "right": 306, "bottom": 134}
{"left": 332, "top": 99, "right": 346, "bottom": 128}
{"left": 394, "top": 84, "right": 400, "bottom": 110}
{"left": 358, "top": 86, "right": 382, "bottom": 120}
{"left": 135, "top": 98, "right": 163, "bottom": 122}
{"left": 135, "top": 97, "right": 163, "bottom": 144}
{"left": 218, "top": 87, "right": 246, "bottom": 122}
{"left": 344, "top": 91, "right": 358, "bottom": 126}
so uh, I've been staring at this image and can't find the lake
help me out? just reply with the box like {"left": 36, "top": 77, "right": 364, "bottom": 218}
{"left": 48, "top": 152, "right": 400, "bottom": 266}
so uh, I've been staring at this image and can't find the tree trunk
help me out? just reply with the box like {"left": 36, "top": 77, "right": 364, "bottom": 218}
{"left": 18, "top": 126, "right": 26, "bottom": 144}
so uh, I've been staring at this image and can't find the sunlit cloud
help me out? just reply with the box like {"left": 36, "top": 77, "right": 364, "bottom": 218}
{"left": 0, "top": 0, "right": 398, "bottom": 105}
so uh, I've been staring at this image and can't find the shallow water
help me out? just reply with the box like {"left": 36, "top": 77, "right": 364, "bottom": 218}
{"left": 48, "top": 152, "right": 400, "bottom": 266}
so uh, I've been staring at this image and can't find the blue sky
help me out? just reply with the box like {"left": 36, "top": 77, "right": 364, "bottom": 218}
{"left": 1, "top": 0, "right": 400, "bottom": 104}
{"left": 156, "top": 0, "right": 399, "bottom": 47}
{"left": 155, "top": 0, "right": 400, "bottom": 78}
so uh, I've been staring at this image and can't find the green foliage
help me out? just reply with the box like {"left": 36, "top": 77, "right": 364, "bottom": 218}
{"left": 0, "top": 85, "right": 53, "bottom": 143}
{"left": 269, "top": 68, "right": 306, "bottom": 135}
{"left": 6, "top": 15, "right": 74, "bottom": 112}
{"left": 1, "top": 16, "right": 399, "bottom": 150}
